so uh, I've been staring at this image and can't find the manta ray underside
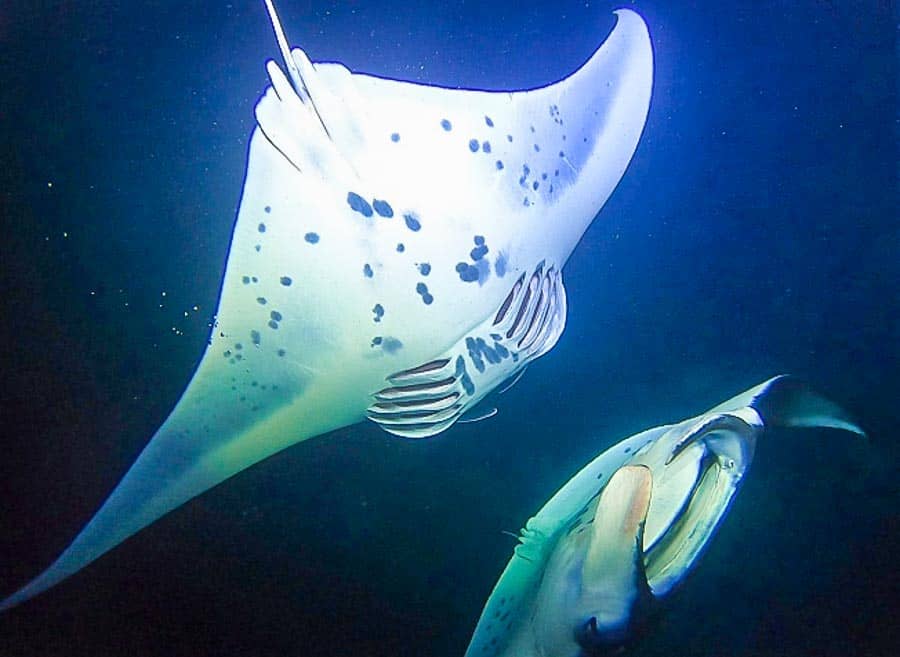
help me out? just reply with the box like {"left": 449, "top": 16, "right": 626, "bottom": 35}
{"left": 1, "top": 1, "right": 652, "bottom": 610}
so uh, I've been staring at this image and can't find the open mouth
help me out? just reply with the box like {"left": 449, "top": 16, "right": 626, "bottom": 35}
{"left": 631, "top": 412, "right": 759, "bottom": 598}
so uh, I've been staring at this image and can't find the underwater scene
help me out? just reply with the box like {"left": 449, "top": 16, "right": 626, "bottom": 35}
{"left": 0, "top": 1, "right": 896, "bottom": 655}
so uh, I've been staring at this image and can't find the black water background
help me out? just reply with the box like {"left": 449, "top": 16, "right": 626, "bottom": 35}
{"left": 0, "top": 1, "right": 896, "bottom": 655}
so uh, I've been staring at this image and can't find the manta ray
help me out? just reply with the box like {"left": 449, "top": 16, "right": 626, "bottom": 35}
{"left": 464, "top": 376, "right": 865, "bottom": 657}
{"left": 1, "top": 1, "right": 652, "bottom": 610}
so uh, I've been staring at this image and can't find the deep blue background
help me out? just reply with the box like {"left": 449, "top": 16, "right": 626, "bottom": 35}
{"left": 0, "top": 1, "right": 896, "bottom": 656}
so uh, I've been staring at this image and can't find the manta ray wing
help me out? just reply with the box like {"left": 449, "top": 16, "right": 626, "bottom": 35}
{"left": 0, "top": 6, "right": 652, "bottom": 610}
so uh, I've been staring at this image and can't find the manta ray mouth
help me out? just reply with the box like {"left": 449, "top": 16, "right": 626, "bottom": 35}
{"left": 635, "top": 413, "right": 758, "bottom": 598}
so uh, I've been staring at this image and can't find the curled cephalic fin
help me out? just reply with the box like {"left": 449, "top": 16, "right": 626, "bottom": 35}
{"left": 367, "top": 263, "right": 567, "bottom": 438}
{"left": 708, "top": 375, "right": 866, "bottom": 437}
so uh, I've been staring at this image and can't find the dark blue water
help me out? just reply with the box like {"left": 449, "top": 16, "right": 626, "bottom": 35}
{"left": 0, "top": 1, "right": 896, "bottom": 655}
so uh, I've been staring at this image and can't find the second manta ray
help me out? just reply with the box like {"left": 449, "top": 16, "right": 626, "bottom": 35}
{"left": 465, "top": 376, "right": 865, "bottom": 657}
{"left": 1, "top": 3, "right": 652, "bottom": 609}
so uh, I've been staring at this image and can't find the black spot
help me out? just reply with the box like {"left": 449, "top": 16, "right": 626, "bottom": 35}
{"left": 468, "top": 139, "right": 479, "bottom": 152}
{"left": 404, "top": 213, "right": 421, "bottom": 231}
{"left": 382, "top": 337, "right": 403, "bottom": 353}
{"left": 363, "top": 264, "right": 374, "bottom": 278}
{"left": 264, "top": 206, "right": 271, "bottom": 213}
{"left": 347, "top": 192, "right": 373, "bottom": 217}
{"left": 242, "top": 276, "right": 250, "bottom": 284}
{"left": 277, "top": 349, "right": 286, "bottom": 357}
{"left": 456, "top": 262, "right": 479, "bottom": 283}
{"left": 270, "top": 310, "right": 283, "bottom": 321}
{"left": 373, "top": 199, "right": 394, "bottom": 217}
{"left": 482, "top": 141, "right": 491, "bottom": 153}
{"left": 485, "top": 116, "right": 494, "bottom": 127}
{"left": 268, "top": 320, "right": 278, "bottom": 329}
{"left": 496, "top": 160, "right": 504, "bottom": 170}
{"left": 257, "top": 297, "right": 267, "bottom": 305}
{"left": 418, "top": 262, "right": 431, "bottom": 276}
{"left": 258, "top": 223, "right": 266, "bottom": 233}
{"left": 251, "top": 330, "right": 261, "bottom": 346}
{"left": 280, "top": 276, "right": 292, "bottom": 286}
{"left": 396, "top": 243, "right": 405, "bottom": 252}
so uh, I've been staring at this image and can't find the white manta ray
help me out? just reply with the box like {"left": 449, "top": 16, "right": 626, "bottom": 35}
{"left": 0, "top": 1, "right": 652, "bottom": 610}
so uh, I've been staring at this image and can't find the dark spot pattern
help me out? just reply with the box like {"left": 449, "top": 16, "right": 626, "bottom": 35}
{"left": 455, "top": 356, "right": 476, "bottom": 396}
{"left": 471, "top": 244, "right": 488, "bottom": 261}
{"left": 482, "top": 141, "right": 491, "bottom": 153}
{"left": 257, "top": 297, "right": 267, "bottom": 305}
{"left": 373, "top": 304, "right": 384, "bottom": 322}
{"left": 494, "top": 252, "right": 508, "bottom": 277}
{"left": 456, "top": 262, "right": 480, "bottom": 282}
{"left": 363, "top": 263, "right": 374, "bottom": 278}
{"left": 251, "top": 330, "right": 261, "bottom": 346}
{"left": 466, "top": 336, "right": 509, "bottom": 373}
{"left": 485, "top": 116, "right": 494, "bottom": 127}
{"left": 305, "top": 232, "right": 319, "bottom": 243}
{"left": 277, "top": 349, "right": 286, "bottom": 357}
{"left": 496, "top": 160, "right": 504, "bottom": 170}
{"left": 441, "top": 119, "right": 452, "bottom": 131}
{"left": 242, "top": 276, "right": 250, "bottom": 285}
{"left": 258, "top": 223, "right": 266, "bottom": 233}
{"left": 373, "top": 199, "right": 394, "bottom": 218}
{"left": 404, "top": 213, "right": 421, "bottom": 231}
{"left": 382, "top": 337, "right": 403, "bottom": 353}
{"left": 418, "top": 262, "right": 431, "bottom": 276}
{"left": 416, "top": 282, "right": 434, "bottom": 305}
{"left": 469, "top": 139, "right": 480, "bottom": 153}
{"left": 371, "top": 336, "right": 383, "bottom": 347}
{"left": 270, "top": 310, "right": 282, "bottom": 322}
{"left": 264, "top": 206, "right": 271, "bottom": 213}
{"left": 280, "top": 276, "right": 292, "bottom": 286}
{"left": 268, "top": 320, "right": 278, "bottom": 329}
{"left": 347, "top": 192, "right": 373, "bottom": 217}
{"left": 396, "top": 243, "right": 405, "bottom": 253}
